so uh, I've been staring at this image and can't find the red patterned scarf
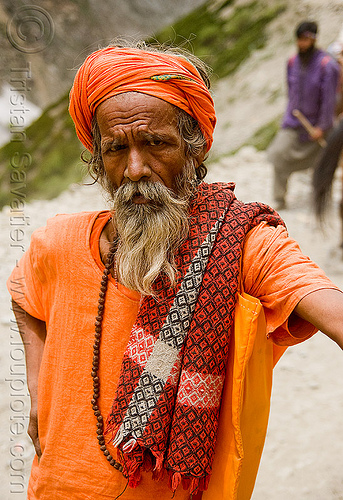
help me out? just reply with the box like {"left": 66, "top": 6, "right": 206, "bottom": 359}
{"left": 105, "top": 183, "right": 284, "bottom": 493}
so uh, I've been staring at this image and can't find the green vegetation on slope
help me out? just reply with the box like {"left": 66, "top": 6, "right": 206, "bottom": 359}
{"left": 243, "top": 115, "right": 282, "bottom": 151}
{"left": 0, "top": 93, "right": 84, "bottom": 208}
{"left": 151, "top": 0, "right": 286, "bottom": 79}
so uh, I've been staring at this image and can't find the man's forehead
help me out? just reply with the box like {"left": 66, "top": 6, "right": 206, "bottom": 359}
{"left": 96, "top": 92, "right": 180, "bottom": 134}
{"left": 98, "top": 92, "right": 178, "bottom": 117}
{"left": 297, "top": 31, "right": 317, "bottom": 40}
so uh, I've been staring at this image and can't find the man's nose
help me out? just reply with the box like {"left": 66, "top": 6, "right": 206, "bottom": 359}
{"left": 124, "top": 148, "right": 152, "bottom": 182}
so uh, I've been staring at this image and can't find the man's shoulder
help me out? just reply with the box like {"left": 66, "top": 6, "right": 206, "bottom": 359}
{"left": 287, "top": 54, "right": 297, "bottom": 67}
{"left": 193, "top": 181, "right": 237, "bottom": 210}
{"left": 31, "top": 211, "right": 106, "bottom": 249}
{"left": 287, "top": 49, "right": 335, "bottom": 65}
{"left": 287, "top": 50, "right": 340, "bottom": 80}
{"left": 312, "top": 49, "right": 340, "bottom": 72}
{"left": 198, "top": 181, "right": 236, "bottom": 197}
{"left": 45, "top": 210, "right": 104, "bottom": 230}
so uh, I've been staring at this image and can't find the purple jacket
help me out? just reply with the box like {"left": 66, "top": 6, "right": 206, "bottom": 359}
{"left": 282, "top": 49, "right": 340, "bottom": 137}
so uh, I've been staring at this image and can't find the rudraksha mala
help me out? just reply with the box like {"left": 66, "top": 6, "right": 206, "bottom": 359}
{"left": 91, "top": 240, "right": 124, "bottom": 473}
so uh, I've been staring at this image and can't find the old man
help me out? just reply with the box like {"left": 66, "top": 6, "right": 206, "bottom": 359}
{"left": 8, "top": 43, "right": 343, "bottom": 500}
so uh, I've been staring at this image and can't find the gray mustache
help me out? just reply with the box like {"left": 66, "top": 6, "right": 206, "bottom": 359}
{"left": 114, "top": 181, "right": 185, "bottom": 207}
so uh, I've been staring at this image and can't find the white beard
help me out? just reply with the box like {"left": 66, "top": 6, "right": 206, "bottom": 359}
{"left": 112, "top": 179, "right": 192, "bottom": 296}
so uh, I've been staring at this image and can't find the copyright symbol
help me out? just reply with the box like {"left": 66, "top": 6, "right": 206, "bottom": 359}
{"left": 7, "top": 5, "right": 54, "bottom": 54}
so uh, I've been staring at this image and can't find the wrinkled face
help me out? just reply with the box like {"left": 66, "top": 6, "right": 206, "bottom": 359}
{"left": 96, "top": 92, "right": 187, "bottom": 202}
{"left": 297, "top": 35, "right": 315, "bottom": 53}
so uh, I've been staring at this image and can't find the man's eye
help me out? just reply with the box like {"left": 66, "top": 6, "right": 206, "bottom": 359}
{"left": 114, "top": 143, "right": 128, "bottom": 151}
{"left": 149, "top": 139, "right": 164, "bottom": 146}
{"left": 104, "top": 144, "right": 126, "bottom": 153}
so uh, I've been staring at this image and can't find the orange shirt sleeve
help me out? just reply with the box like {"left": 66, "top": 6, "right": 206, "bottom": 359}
{"left": 242, "top": 222, "right": 339, "bottom": 346}
{"left": 7, "top": 225, "right": 48, "bottom": 321}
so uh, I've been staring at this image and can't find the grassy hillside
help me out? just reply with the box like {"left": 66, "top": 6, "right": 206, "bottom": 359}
{"left": 151, "top": 0, "right": 286, "bottom": 79}
{"left": 0, "top": 94, "right": 84, "bottom": 208}
{"left": 0, "top": 0, "right": 286, "bottom": 208}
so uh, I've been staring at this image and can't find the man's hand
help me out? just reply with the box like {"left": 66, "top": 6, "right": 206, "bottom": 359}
{"left": 310, "top": 126, "right": 324, "bottom": 142}
{"left": 12, "top": 300, "right": 46, "bottom": 459}
{"left": 28, "top": 398, "right": 42, "bottom": 460}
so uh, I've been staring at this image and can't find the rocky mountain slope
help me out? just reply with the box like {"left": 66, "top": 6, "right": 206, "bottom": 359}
{"left": 0, "top": 0, "right": 287, "bottom": 207}
{"left": 1, "top": 0, "right": 342, "bottom": 208}
{"left": 0, "top": 0, "right": 206, "bottom": 107}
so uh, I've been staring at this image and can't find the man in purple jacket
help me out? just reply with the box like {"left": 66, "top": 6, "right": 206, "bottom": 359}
{"left": 268, "top": 21, "right": 340, "bottom": 210}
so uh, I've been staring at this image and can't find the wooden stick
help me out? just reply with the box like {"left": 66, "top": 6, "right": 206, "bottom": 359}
{"left": 292, "top": 109, "right": 327, "bottom": 148}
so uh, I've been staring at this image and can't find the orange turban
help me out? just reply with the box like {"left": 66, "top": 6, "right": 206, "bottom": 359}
{"left": 69, "top": 47, "right": 216, "bottom": 153}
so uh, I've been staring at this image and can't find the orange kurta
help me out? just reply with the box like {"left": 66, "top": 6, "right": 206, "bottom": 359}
{"left": 7, "top": 211, "right": 337, "bottom": 499}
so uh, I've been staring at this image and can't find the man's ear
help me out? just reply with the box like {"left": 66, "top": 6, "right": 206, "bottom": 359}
{"left": 194, "top": 146, "right": 207, "bottom": 168}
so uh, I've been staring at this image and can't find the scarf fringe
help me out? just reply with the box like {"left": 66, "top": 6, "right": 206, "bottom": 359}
{"left": 117, "top": 449, "right": 143, "bottom": 488}
{"left": 122, "top": 437, "right": 137, "bottom": 453}
{"left": 127, "top": 466, "right": 142, "bottom": 488}
{"left": 114, "top": 441, "right": 211, "bottom": 495}
{"left": 152, "top": 450, "right": 164, "bottom": 473}
{"left": 105, "top": 419, "right": 128, "bottom": 450}
{"left": 169, "top": 471, "right": 211, "bottom": 494}
{"left": 152, "top": 466, "right": 165, "bottom": 482}
{"left": 171, "top": 472, "right": 182, "bottom": 491}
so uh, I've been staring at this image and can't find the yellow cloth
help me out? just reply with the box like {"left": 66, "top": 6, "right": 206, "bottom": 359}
{"left": 204, "top": 291, "right": 285, "bottom": 500}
